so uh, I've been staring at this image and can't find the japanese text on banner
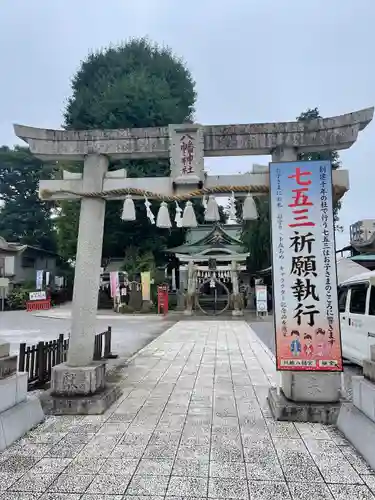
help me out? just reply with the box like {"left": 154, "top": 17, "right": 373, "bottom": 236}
{"left": 270, "top": 160, "right": 342, "bottom": 372}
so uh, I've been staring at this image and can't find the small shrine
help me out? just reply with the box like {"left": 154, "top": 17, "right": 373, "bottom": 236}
{"left": 166, "top": 223, "right": 250, "bottom": 315}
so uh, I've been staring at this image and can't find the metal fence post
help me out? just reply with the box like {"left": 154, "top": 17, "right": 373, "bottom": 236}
{"left": 57, "top": 334, "right": 64, "bottom": 364}
{"left": 36, "top": 341, "right": 45, "bottom": 385}
{"left": 19, "top": 343, "right": 26, "bottom": 372}
{"left": 103, "top": 325, "right": 118, "bottom": 359}
{"left": 104, "top": 326, "right": 112, "bottom": 358}
{"left": 93, "top": 334, "right": 101, "bottom": 361}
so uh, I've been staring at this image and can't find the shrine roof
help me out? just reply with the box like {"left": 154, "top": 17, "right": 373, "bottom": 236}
{"left": 166, "top": 223, "right": 245, "bottom": 255}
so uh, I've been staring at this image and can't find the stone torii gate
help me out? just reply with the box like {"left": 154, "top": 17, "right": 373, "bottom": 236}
{"left": 14, "top": 107, "right": 373, "bottom": 414}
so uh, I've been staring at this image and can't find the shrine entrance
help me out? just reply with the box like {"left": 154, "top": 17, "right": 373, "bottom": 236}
{"left": 196, "top": 276, "right": 231, "bottom": 316}
{"left": 166, "top": 224, "right": 250, "bottom": 316}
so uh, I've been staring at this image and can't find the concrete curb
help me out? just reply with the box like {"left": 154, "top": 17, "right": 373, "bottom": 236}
{"left": 338, "top": 402, "right": 375, "bottom": 470}
{"left": 246, "top": 323, "right": 276, "bottom": 362}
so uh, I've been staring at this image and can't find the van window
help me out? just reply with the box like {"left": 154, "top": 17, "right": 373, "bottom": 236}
{"left": 338, "top": 287, "right": 348, "bottom": 313}
{"left": 369, "top": 286, "right": 375, "bottom": 316}
{"left": 349, "top": 283, "right": 368, "bottom": 315}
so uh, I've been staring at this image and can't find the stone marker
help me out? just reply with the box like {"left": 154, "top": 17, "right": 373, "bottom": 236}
{"left": 0, "top": 341, "right": 17, "bottom": 379}
{"left": 0, "top": 340, "right": 44, "bottom": 451}
{"left": 129, "top": 287, "right": 142, "bottom": 311}
{"left": 0, "top": 341, "right": 10, "bottom": 358}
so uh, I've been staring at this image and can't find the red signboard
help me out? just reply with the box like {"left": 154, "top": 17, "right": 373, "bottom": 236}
{"left": 26, "top": 299, "right": 51, "bottom": 312}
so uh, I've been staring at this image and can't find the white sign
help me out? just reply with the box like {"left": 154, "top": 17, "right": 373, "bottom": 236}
{"left": 257, "top": 301, "right": 267, "bottom": 312}
{"left": 29, "top": 291, "right": 46, "bottom": 301}
{"left": 270, "top": 160, "right": 342, "bottom": 372}
{"left": 54, "top": 276, "right": 64, "bottom": 287}
{"left": 255, "top": 285, "right": 268, "bottom": 312}
{"left": 0, "top": 277, "right": 9, "bottom": 287}
{"left": 36, "top": 270, "right": 44, "bottom": 290}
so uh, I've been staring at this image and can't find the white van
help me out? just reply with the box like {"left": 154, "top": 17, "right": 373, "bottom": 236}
{"left": 339, "top": 270, "right": 375, "bottom": 366}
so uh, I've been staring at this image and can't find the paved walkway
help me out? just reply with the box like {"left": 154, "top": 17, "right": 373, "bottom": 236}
{"left": 0, "top": 310, "right": 173, "bottom": 358}
{"left": 0, "top": 321, "right": 375, "bottom": 499}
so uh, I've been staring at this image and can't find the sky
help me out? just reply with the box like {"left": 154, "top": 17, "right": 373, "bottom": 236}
{"left": 0, "top": 0, "right": 374, "bottom": 249}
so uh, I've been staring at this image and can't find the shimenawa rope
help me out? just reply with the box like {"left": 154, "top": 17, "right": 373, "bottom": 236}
{"left": 40, "top": 185, "right": 268, "bottom": 201}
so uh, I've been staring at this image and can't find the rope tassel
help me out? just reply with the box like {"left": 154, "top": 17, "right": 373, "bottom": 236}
{"left": 242, "top": 193, "right": 258, "bottom": 220}
{"left": 205, "top": 195, "right": 220, "bottom": 222}
{"left": 144, "top": 196, "right": 155, "bottom": 225}
{"left": 156, "top": 201, "right": 172, "bottom": 228}
{"left": 202, "top": 195, "right": 208, "bottom": 211}
{"left": 121, "top": 195, "right": 136, "bottom": 221}
{"left": 182, "top": 201, "right": 197, "bottom": 228}
{"left": 175, "top": 201, "right": 183, "bottom": 228}
{"left": 229, "top": 191, "right": 236, "bottom": 220}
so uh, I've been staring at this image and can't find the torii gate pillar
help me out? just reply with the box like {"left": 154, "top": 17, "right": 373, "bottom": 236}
{"left": 69, "top": 154, "right": 108, "bottom": 367}
{"left": 14, "top": 107, "right": 373, "bottom": 414}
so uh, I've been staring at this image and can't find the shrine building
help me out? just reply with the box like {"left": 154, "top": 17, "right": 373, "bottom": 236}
{"left": 166, "top": 223, "right": 251, "bottom": 315}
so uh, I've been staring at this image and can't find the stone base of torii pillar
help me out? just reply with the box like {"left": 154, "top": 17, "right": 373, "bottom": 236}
{"left": 267, "top": 372, "right": 342, "bottom": 424}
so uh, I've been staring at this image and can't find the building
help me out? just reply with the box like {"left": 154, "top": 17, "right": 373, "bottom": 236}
{"left": 0, "top": 237, "right": 64, "bottom": 290}
{"left": 342, "top": 219, "right": 375, "bottom": 259}
{"left": 335, "top": 220, "right": 375, "bottom": 282}
{"left": 350, "top": 219, "right": 375, "bottom": 245}
{"left": 165, "top": 223, "right": 251, "bottom": 315}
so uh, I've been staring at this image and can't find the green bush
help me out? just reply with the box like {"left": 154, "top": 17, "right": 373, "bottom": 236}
{"left": 6, "top": 287, "right": 30, "bottom": 310}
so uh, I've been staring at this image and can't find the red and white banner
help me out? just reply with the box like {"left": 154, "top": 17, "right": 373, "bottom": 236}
{"left": 270, "top": 160, "right": 342, "bottom": 372}
{"left": 109, "top": 272, "right": 120, "bottom": 298}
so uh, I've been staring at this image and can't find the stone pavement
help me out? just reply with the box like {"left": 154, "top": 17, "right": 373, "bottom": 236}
{"left": 0, "top": 321, "right": 374, "bottom": 499}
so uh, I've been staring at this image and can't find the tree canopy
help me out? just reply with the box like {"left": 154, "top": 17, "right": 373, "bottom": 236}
{"left": 0, "top": 146, "right": 56, "bottom": 251}
{"left": 297, "top": 107, "right": 343, "bottom": 232}
{"left": 56, "top": 38, "right": 200, "bottom": 263}
{"left": 241, "top": 107, "right": 343, "bottom": 273}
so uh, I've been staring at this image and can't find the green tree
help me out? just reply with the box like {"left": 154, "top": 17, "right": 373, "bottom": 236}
{"left": 121, "top": 246, "right": 156, "bottom": 281}
{"left": 240, "top": 197, "right": 271, "bottom": 272}
{"left": 241, "top": 107, "right": 343, "bottom": 273}
{"left": 0, "top": 146, "right": 56, "bottom": 251}
{"left": 57, "top": 38, "right": 198, "bottom": 262}
{"left": 297, "top": 107, "right": 343, "bottom": 232}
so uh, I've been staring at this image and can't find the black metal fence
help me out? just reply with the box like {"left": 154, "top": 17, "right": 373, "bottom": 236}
{"left": 19, "top": 326, "right": 116, "bottom": 390}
